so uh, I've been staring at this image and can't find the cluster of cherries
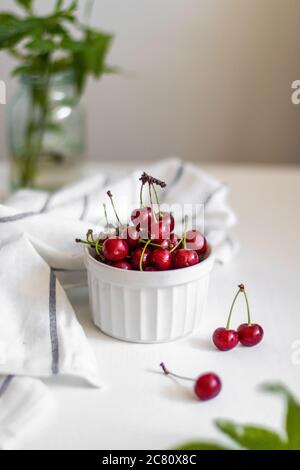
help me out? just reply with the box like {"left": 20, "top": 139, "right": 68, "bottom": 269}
{"left": 76, "top": 172, "right": 208, "bottom": 271}
{"left": 160, "top": 285, "right": 264, "bottom": 401}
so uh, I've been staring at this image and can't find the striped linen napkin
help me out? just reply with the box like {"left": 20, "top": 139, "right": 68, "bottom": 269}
{"left": 0, "top": 158, "right": 238, "bottom": 449}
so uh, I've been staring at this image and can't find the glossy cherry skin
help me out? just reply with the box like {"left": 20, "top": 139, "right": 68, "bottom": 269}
{"left": 121, "top": 225, "right": 140, "bottom": 249}
{"left": 131, "top": 207, "right": 153, "bottom": 231}
{"left": 151, "top": 248, "right": 172, "bottom": 271}
{"left": 131, "top": 247, "right": 151, "bottom": 270}
{"left": 213, "top": 328, "right": 239, "bottom": 351}
{"left": 172, "top": 249, "right": 199, "bottom": 269}
{"left": 160, "top": 233, "right": 180, "bottom": 250}
{"left": 157, "top": 212, "right": 175, "bottom": 233}
{"left": 186, "top": 230, "right": 207, "bottom": 256}
{"left": 102, "top": 237, "right": 129, "bottom": 261}
{"left": 149, "top": 220, "right": 171, "bottom": 243}
{"left": 111, "top": 260, "right": 132, "bottom": 270}
{"left": 194, "top": 373, "right": 222, "bottom": 401}
{"left": 144, "top": 266, "right": 157, "bottom": 272}
{"left": 237, "top": 323, "right": 264, "bottom": 347}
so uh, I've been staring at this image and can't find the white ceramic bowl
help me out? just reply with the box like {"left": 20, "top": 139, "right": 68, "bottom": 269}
{"left": 84, "top": 247, "right": 214, "bottom": 343}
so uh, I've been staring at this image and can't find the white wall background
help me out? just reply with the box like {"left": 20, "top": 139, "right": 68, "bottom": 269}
{"left": 1, "top": 0, "right": 300, "bottom": 164}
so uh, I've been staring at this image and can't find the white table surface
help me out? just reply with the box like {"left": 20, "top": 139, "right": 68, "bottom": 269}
{"left": 1, "top": 162, "right": 300, "bottom": 450}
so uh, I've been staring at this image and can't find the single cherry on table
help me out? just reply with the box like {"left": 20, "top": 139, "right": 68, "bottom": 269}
{"left": 160, "top": 362, "right": 222, "bottom": 401}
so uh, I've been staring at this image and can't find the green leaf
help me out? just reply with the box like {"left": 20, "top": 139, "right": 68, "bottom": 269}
{"left": 215, "top": 419, "right": 287, "bottom": 450}
{"left": 176, "top": 441, "right": 232, "bottom": 450}
{"left": 26, "top": 37, "right": 57, "bottom": 53}
{"left": 16, "top": 0, "right": 33, "bottom": 13}
{"left": 0, "top": 15, "right": 56, "bottom": 50}
{"left": 261, "top": 383, "right": 300, "bottom": 450}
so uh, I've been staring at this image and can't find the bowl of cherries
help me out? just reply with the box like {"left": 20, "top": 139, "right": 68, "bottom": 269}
{"left": 77, "top": 173, "right": 214, "bottom": 343}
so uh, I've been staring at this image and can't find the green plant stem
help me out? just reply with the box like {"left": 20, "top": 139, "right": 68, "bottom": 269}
{"left": 20, "top": 68, "right": 50, "bottom": 187}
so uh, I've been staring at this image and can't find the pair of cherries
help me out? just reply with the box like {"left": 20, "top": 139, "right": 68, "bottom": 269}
{"left": 213, "top": 284, "right": 264, "bottom": 350}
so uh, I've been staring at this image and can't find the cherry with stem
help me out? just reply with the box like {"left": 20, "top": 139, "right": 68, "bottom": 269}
{"left": 212, "top": 285, "right": 242, "bottom": 351}
{"left": 237, "top": 284, "right": 264, "bottom": 347}
{"left": 159, "top": 362, "right": 222, "bottom": 401}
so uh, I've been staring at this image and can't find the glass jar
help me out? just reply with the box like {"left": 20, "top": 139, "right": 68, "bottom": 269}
{"left": 7, "top": 72, "right": 86, "bottom": 191}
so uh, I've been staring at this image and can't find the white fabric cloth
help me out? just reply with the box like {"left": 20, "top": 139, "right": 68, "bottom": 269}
{"left": 0, "top": 376, "right": 55, "bottom": 450}
{"left": 0, "top": 158, "right": 238, "bottom": 449}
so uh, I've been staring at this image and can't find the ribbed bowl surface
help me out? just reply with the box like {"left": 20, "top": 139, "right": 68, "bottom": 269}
{"left": 84, "top": 247, "right": 214, "bottom": 343}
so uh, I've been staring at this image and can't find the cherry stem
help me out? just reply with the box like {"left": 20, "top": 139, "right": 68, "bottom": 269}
{"left": 140, "top": 239, "right": 161, "bottom": 248}
{"left": 183, "top": 215, "right": 188, "bottom": 249}
{"left": 152, "top": 183, "right": 161, "bottom": 216}
{"left": 225, "top": 288, "right": 241, "bottom": 329}
{"left": 169, "top": 237, "right": 183, "bottom": 253}
{"left": 148, "top": 183, "right": 157, "bottom": 223}
{"left": 75, "top": 238, "right": 101, "bottom": 249}
{"left": 140, "top": 239, "right": 151, "bottom": 271}
{"left": 107, "top": 191, "right": 122, "bottom": 227}
{"left": 140, "top": 182, "right": 145, "bottom": 207}
{"left": 76, "top": 238, "right": 94, "bottom": 246}
{"left": 159, "top": 362, "right": 194, "bottom": 382}
{"left": 86, "top": 229, "right": 95, "bottom": 243}
{"left": 103, "top": 203, "right": 110, "bottom": 229}
{"left": 242, "top": 287, "right": 251, "bottom": 325}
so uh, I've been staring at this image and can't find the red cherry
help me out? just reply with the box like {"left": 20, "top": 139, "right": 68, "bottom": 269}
{"left": 186, "top": 230, "right": 207, "bottom": 256}
{"left": 111, "top": 260, "right": 132, "bottom": 270}
{"left": 144, "top": 266, "right": 157, "bottom": 272}
{"left": 121, "top": 225, "right": 140, "bottom": 249}
{"left": 212, "top": 328, "right": 239, "bottom": 351}
{"left": 149, "top": 220, "right": 171, "bottom": 242}
{"left": 160, "top": 363, "right": 222, "bottom": 402}
{"left": 157, "top": 212, "right": 175, "bottom": 233}
{"left": 159, "top": 233, "right": 180, "bottom": 250}
{"left": 172, "top": 249, "right": 199, "bottom": 269}
{"left": 237, "top": 323, "right": 264, "bottom": 347}
{"left": 131, "top": 207, "right": 152, "bottom": 230}
{"left": 194, "top": 373, "right": 222, "bottom": 401}
{"left": 131, "top": 246, "right": 151, "bottom": 270}
{"left": 102, "top": 237, "right": 129, "bottom": 261}
{"left": 151, "top": 248, "right": 172, "bottom": 271}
